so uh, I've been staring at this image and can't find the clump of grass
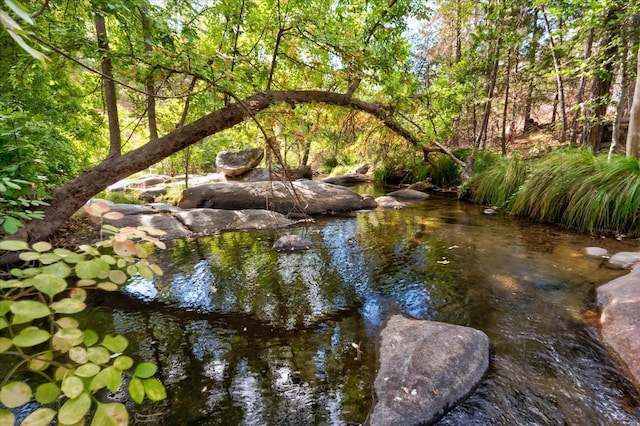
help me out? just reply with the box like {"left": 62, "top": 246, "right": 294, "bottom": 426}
{"left": 508, "top": 148, "right": 595, "bottom": 224}
{"left": 466, "top": 152, "right": 527, "bottom": 208}
{"left": 97, "top": 190, "right": 144, "bottom": 204}
{"left": 427, "top": 153, "right": 463, "bottom": 187}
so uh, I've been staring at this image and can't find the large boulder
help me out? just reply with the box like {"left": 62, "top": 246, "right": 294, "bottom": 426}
{"left": 386, "top": 189, "right": 430, "bottom": 200}
{"left": 216, "top": 147, "right": 264, "bottom": 177}
{"left": 177, "top": 180, "right": 373, "bottom": 215}
{"left": 90, "top": 203, "right": 191, "bottom": 240}
{"left": 368, "top": 315, "right": 489, "bottom": 426}
{"left": 607, "top": 252, "right": 640, "bottom": 269}
{"left": 174, "top": 209, "right": 295, "bottom": 233}
{"left": 322, "top": 173, "right": 372, "bottom": 186}
{"left": 597, "top": 267, "right": 640, "bottom": 387}
{"left": 375, "top": 196, "right": 405, "bottom": 209}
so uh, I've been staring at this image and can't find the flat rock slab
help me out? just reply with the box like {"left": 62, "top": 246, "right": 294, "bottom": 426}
{"left": 375, "top": 196, "right": 405, "bottom": 209}
{"left": 178, "top": 180, "right": 373, "bottom": 214}
{"left": 175, "top": 209, "right": 295, "bottom": 233}
{"left": 216, "top": 147, "right": 264, "bottom": 177}
{"left": 321, "top": 173, "right": 372, "bottom": 186}
{"left": 369, "top": 315, "right": 489, "bottom": 426}
{"left": 597, "top": 267, "right": 640, "bottom": 387}
{"left": 607, "top": 251, "right": 640, "bottom": 269}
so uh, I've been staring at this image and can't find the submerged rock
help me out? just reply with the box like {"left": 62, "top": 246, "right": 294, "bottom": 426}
{"left": 368, "top": 315, "right": 489, "bottom": 426}
{"left": 375, "top": 196, "right": 405, "bottom": 209}
{"left": 272, "top": 234, "right": 315, "bottom": 252}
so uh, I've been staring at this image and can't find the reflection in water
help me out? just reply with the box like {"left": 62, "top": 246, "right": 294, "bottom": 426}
{"left": 83, "top": 195, "right": 639, "bottom": 425}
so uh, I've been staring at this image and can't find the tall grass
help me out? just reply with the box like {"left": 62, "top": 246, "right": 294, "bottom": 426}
{"left": 468, "top": 147, "right": 640, "bottom": 237}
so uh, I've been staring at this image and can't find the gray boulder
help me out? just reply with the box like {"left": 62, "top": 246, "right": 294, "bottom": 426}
{"left": 178, "top": 180, "right": 372, "bottom": 215}
{"left": 408, "top": 180, "right": 437, "bottom": 192}
{"left": 94, "top": 203, "right": 190, "bottom": 240}
{"left": 584, "top": 247, "right": 609, "bottom": 258}
{"left": 386, "top": 189, "right": 430, "bottom": 200}
{"left": 322, "top": 173, "right": 372, "bottom": 186}
{"left": 138, "top": 187, "right": 167, "bottom": 202}
{"left": 368, "top": 315, "right": 489, "bottom": 426}
{"left": 375, "top": 196, "right": 405, "bottom": 209}
{"left": 607, "top": 251, "right": 640, "bottom": 269}
{"left": 597, "top": 267, "right": 640, "bottom": 386}
{"left": 272, "top": 234, "right": 315, "bottom": 252}
{"left": 175, "top": 209, "right": 295, "bottom": 233}
{"left": 216, "top": 147, "right": 264, "bottom": 177}
{"left": 107, "top": 175, "right": 171, "bottom": 192}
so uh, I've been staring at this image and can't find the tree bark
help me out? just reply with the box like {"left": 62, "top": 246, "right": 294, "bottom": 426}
{"left": 610, "top": 39, "right": 630, "bottom": 160}
{"left": 569, "top": 29, "right": 594, "bottom": 144}
{"left": 10, "top": 91, "right": 434, "bottom": 244}
{"left": 476, "top": 38, "right": 501, "bottom": 149}
{"left": 626, "top": 46, "right": 640, "bottom": 158}
{"left": 94, "top": 13, "right": 121, "bottom": 157}
{"left": 541, "top": 6, "right": 566, "bottom": 142}
{"left": 141, "top": 7, "right": 158, "bottom": 141}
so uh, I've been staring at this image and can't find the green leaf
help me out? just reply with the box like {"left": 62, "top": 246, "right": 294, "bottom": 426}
{"left": 134, "top": 362, "right": 158, "bottom": 379}
{"left": 50, "top": 298, "right": 86, "bottom": 314}
{"left": 4, "top": 0, "right": 34, "bottom": 25}
{"left": 69, "top": 346, "right": 88, "bottom": 364}
{"left": 101, "top": 335, "right": 128, "bottom": 353}
{"left": 0, "top": 240, "right": 29, "bottom": 251}
{"left": 32, "top": 241, "right": 52, "bottom": 252}
{"left": 56, "top": 317, "right": 80, "bottom": 329}
{"left": 136, "top": 262, "right": 153, "bottom": 279}
{"left": 75, "top": 363, "right": 101, "bottom": 378}
{"left": 37, "top": 252, "right": 61, "bottom": 264}
{"left": 0, "top": 337, "right": 12, "bottom": 352}
{"left": 35, "top": 383, "right": 60, "bottom": 404}
{"left": 2, "top": 217, "right": 22, "bottom": 234}
{"left": 41, "top": 260, "right": 72, "bottom": 277}
{"left": 88, "top": 346, "right": 111, "bottom": 365}
{"left": 21, "top": 407, "right": 56, "bottom": 426}
{"left": 18, "top": 251, "right": 40, "bottom": 261}
{"left": 53, "top": 327, "right": 84, "bottom": 350}
{"left": 12, "top": 327, "right": 51, "bottom": 347}
{"left": 75, "top": 258, "right": 110, "bottom": 279}
{"left": 90, "top": 366, "right": 122, "bottom": 393}
{"left": 58, "top": 392, "right": 91, "bottom": 425}
{"left": 61, "top": 375, "right": 84, "bottom": 399}
{"left": 108, "top": 270, "right": 128, "bottom": 285}
{"left": 0, "top": 316, "right": 7, "bottom": 330}
{"left": 0, "top": 409, "right": 15, "bottom": 426}
{"left": 142, "top": 378, "right": 166, "bottom": 401}
{"left": 128, "top": 377, "right": 144, "bottom": 404}
{"left": 0, "top": 300, "right": 14, "bottom": 315}
{"left": 84, "top": 329, "right": 99, "bottom": 347}
{"left": 113, "top": 355, "right": 133, "bottom": 370}
{"left": 0, "top": 381, "right": 32, "bottom": 408}
{"left": 10, "top": 300, "right": 51, "bottom": 320}
{"left": 97, "top": 282, "right": 119, "bottom": 291}
{"left": 91, "top": 402, "right": 129, "bottom": 426}
{"left": 31, "top": 274, "right": 67, "bottom": 298}
{"left": 28, "top": 350, "right": 52, "bottom": 371}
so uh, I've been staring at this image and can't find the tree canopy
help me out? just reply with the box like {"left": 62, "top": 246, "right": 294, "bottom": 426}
{"left": 1, "top": 0, "right": 639, "bottom": 242}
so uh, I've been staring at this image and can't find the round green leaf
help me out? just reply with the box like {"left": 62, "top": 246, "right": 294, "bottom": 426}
{"left": 108, "top": 270, "right": 127, "bottom": 285}
{"left": 101, "top": 335, "right": 128, "bottom": 353}
{"left": 50, "top": 298, "right": 86, "bottom": 314}
{"left": 53, "top": 327, "right": 84, "bottom": 348}
{"left": 113, "top": 355, "right": 133, "bottom": 371}
{"left": 142, "top": 378, "right": 167, "bottom": 401}
{"left": 0, "top": 337, "right": 13, "bottom": 352}
{"left": 136, "top": 262, "right": 153, "bottom": 279}
{"left": 41, "top": 261, "right": 72, "bottom": 278}
{"left": 97, "top": 282, "right": 119, "bottom": 291}
{"left": 88, "top": 346, "right": 111, "bottom": 365}
{"left": 28, "top": 350, "right": 53, "bottom": 371}
{"left": 83, "top": 329, "right": 99, "bottom": 347}
{"left": 12, "top": 327, "right": 51, "bottom": 347}
{"left": 0, "top": 316, "right": 8, "bottom": 330}
{"left": 133, "top": 362, "right": 157, "bottom": 379}
{"left": 10, "top": 300, "right": 51, "bottom": 320}
{"left": 32, "top": 241, "right": 52, "bottom": 253}
{"left": 77, "top": 279, "right": 97, "bottom": 287}
{"left": 21, "top": 407, "right": 56, "bottom": 426}
{"left": 56, "top": 317, "right": 80, "bottom": 329}
{"left": 127, "top": 377, "right": 144, "bottom": 404}
{"left": 18, "top": 251, "right": 40, "bottom": 261}
{"left": 100, "top": 254, "right": 117, "bottom": 265}
{"left": 61, "top": 375, "right": 84, "bottom": 399}
{"left": 31, "top": 274, "right": 68, "bottom": 299}
{"left": 70, "top": 287, "right": 87, "bottom": 301}
{"left": 58, "top": 392, "right": 91, "bottom": 425}
{"left": 75, "top": 259, "right": 108, "bottom": 279}
{"left": 0, "top": 381, "right": 32, "bottom": 408}
{"left": 0, "top": 409, "right": 15, "bottom": 426}
{"left": 0, "top": 240, "right": 29, "bottom": 251}
{"left": 35, "top": 383, "right": 60, "bottom": 404}
{"left": 91, "top": 402, "right": 129, "bottom": 426}
{"left": 69, "top": 346, "right": 88, "bottom": 364}
{"left": 0, "top": 300, "right": 14, "bottom": 315}
{"left": 75, "top": 363, "right": 101, "bottom": 378}
{"left": 37, "top": 252, "right": 61, "bottom": 265}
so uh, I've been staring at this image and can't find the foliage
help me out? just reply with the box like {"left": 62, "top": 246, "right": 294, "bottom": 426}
{"left": 0, "top": 0, "right": 45, "bottom": 62}
{"left": 468, "top": 154, "right": 528, "bottom": 208}
{"left": 0, "top": 201, "right": 167, "bottom": 425}
{"left": 0, "top": 177, "right": 47, "bottom": 234}
{"left": 425, "top": 153, "right": 463, "bottom": 187}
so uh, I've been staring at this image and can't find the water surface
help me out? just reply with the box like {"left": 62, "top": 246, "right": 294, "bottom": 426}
{"left": 85, "top": 194, "right": 640, "bottom": 425}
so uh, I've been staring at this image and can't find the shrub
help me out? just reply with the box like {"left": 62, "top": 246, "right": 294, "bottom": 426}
{"left": 0, "top": 201, "right": 167, "bottom": 425}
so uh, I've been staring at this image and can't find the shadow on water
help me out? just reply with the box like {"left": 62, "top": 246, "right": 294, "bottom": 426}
{"left": 79, "top": 195, "right": 640, "bottom": 425}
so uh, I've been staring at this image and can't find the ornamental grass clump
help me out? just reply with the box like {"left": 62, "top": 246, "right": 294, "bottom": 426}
{"left": 470, "top": 154, "right": 528, "bottom": 208}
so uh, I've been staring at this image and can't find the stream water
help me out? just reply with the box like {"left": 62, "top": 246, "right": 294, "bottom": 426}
{"left": 80, "top": 193, "right": 639, "bottom": 425}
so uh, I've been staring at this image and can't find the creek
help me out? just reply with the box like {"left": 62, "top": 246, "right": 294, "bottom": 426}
{"left": 81, "top": 192, "right": 640, "bottom": 425}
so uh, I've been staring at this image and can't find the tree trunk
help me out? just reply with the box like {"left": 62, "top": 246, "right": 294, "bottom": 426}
{"left": 141, "top": 7, "right": 158, "bottom": 141}
{"left": 569, "top": 29, "right": 594, "bottom": 144}
{"left": 9, "top": 91, "right": 435, "bottom": 244}
{"left": 476, "top": 38, "right": 501, "bottom": 148}
{"left": 541, "top": 6, "right": 566, "bottom": 142}
{"left": 501, "top": 50, "right": 512, "bottom": 155}
{"left": 610, "top": 39, "right": 630, "bottom": 160}
{"left": 94, "top": 13, "right": 121, "bottom": 157}
{"left": 626, "top": 46, "right": 640, "bottom": 158}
